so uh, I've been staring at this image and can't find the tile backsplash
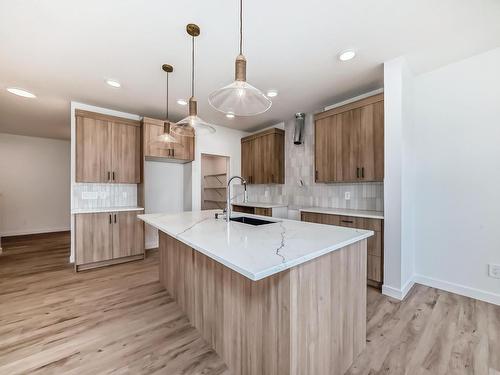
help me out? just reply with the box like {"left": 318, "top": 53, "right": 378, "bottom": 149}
{"left": 234, "top": 114, "right": 384, "bottom": 212}
{"left": 72, "top": 183, "right": 137, "bottom": 209}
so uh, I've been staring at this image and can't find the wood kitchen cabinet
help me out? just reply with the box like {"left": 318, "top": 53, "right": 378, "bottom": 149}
{"left": 76, "top": 110, "right": 141, "bottom": 183}
{"left": 241, "top": 128, "right": 284, "bottom": 184}
{"left": 75, "top": 212, "right": 113, "bottom": 265}
{"left": 75, "top": 210, "right": 144, "bottom": 271}
{"left": 112, "top": 211, "right": 144, "bottom": 258}
{"left": 314, "top": 93, "right": 384, "bottom": 183}
{"left": 232, "top": 205, "right": 272, "bottom": 217}
{"left": 301, "top": 211, "right": 384, "bottom": 288}
{"left": 142, "top": 117, "right": 194, "bottom": 163}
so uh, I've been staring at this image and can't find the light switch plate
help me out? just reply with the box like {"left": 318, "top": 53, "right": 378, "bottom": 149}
{"left": 344, "top": 192, "right": 351, "bottom": 200}
{"left": 488, "top": 264, "right": 500, "bottom": 279}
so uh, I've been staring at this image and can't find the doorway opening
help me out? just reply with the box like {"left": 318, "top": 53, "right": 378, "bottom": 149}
{"left": 201, "top": 154, "right": 229, "bottom": 210}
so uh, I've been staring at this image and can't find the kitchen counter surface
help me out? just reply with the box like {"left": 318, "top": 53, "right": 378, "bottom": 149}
{"left": 71, "top": 206, "right": 144, "bottom": 214}
{"left": 232, "top": 201, "right": 288, "bottom": 209}
{"left": 139, "top": 210, "right": 372, "bottom": 281}
{"left": 300, "top": 207, "right": 384, "bottom": 220}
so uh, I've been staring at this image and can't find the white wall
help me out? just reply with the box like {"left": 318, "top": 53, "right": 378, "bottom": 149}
{"left": 382, "top": 57, "right": 416, "bottom": 300}
{"left": 412, "top": 47, "right": 500, "bottom": 305}
{"left": 144, "top": 160, "right": 187, "bottom": 249}
{"left": 191, "top": 124, "right": 249, "bottom": 210}
{"left": 0, "top": 133, "right": 70, "bottom": 236}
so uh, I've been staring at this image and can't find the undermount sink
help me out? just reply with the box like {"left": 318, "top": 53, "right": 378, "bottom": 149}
{"left": 230, "top": 216, "right": 277, "bottom": 226}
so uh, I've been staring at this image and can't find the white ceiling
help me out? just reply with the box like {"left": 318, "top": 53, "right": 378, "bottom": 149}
{"left": 1, "top": 0, "right": 499, "bottom": 140}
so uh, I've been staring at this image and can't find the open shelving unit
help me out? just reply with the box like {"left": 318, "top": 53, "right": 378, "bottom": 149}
{"left": 201, "top": 155, "right": 229, "bottom": 210}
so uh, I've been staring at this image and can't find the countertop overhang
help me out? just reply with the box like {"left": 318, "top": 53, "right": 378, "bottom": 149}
{"left": 139, "top": 210, "right": 373, "bottom": 281}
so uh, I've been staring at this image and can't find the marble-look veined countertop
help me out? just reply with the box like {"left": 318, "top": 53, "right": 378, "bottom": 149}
{"left": 138, "top": 210, "right": 373, "bottom": 281}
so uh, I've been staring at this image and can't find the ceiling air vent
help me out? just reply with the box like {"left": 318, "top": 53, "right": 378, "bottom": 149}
{"left": 294, "top": 113, "right": 305, "bottom": 145}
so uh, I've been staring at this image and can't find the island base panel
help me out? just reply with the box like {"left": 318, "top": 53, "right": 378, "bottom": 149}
{"left": 159, "top": 232, "right": 367, "bottom": 375}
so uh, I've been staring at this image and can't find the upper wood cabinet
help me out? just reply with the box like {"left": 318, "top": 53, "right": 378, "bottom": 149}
{"left": 142, "top": 117, "right": 194, "bottom": 163}
{"left": 241, "top": 128, "right": 284, "bottom": 184}
{"left": 75, "top": 110, "right": 141, "bottom": 183}
{"left": 314, "top": 94, "right": 384, "bottom": 183}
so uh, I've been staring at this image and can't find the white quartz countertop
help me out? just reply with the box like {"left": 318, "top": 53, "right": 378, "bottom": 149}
{"left": 138, "top": 210, "right": 373, "bottom": 281}
{"left": 72, "top": 206, "right": 144, "bottom": 214}
{"left": 299, "top": 207, "right": 384, "bottom": 220}
{"left": 232, "top": 201, "right": 288, "bottom": 209}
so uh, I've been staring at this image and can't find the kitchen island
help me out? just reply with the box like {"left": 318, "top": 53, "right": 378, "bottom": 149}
{"left": 139, "top": 210, "right": 373, "bottom": 375}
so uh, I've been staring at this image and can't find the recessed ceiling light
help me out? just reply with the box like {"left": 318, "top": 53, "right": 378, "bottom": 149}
{"left": 177, "top": 99, "right": 188, "bottom": 106}
{"left": 105, "top": 79, "right": 121, "bottom": 88}
{"left": 266, "top": 89, "right": 278, "bottom": 98}
{"left": 226, "top": 113, "right": 235, "bottom": 119}
{"left": 338, "top": 50, "right": 356, "bottom": 62}
{"left": 7, "top": 88, "right": 36, "bottom": 98}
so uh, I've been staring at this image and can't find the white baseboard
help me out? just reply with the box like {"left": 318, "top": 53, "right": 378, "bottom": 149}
{"left": 414, "top": 274, "right": 500, "bottom": 306}
{"left": 382, "top": 277, "right": 416, "bottom": 301}
{"left": 1, "top": 226, "right": 70, "bottom": 237}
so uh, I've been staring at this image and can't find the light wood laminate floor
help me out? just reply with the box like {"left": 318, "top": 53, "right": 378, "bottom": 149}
{"left": 0, "top": 232, "right": 499, "bottom": 375}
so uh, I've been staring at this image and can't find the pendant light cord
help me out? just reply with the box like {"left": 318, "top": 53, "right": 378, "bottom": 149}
{"left": 192, "top": 35, "right": 195, "bottom": 97}
{"left": 239, "top": 0, "right": 243, "bottom": 55}
{"left": 165, "top": 71, "right": 169, "bottom": 120}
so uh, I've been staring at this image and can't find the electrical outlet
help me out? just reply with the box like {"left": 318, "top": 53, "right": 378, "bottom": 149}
{"left": 344, "top": 192, "right": 351, "bottom": 200}
{"left": 489, "top": 264, "right": 500, "bottom": 279}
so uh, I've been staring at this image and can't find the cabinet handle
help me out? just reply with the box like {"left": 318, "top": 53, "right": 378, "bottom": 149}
{"left": 108, "top": 171, "right": 111, "bottom": 181}
{"left": 341, "top": 220, "right": 354, "bottom": 224}
{"left": 114, "top": 214, "right": 117, "bottom": 223}
{"left": 112, "top": 171, "right": 115, "bottom": 181}
{"left": 356, "top": 168, "right": 360, "bottom": 178}
{"left": 109, "top": 214, "right": 112, "bottom": 224}
{"left": 172, "top": 149, "right": 175, "bottom": 157}
{"left": 361, "top": 167, "right": 364, "bottom": 178}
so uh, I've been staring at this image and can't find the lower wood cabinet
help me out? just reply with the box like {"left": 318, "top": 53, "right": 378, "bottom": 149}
{"left": 232, "top": 205, "right": 272, "bottom": 217}
{"left": 75, "top": 210, "right": 144, "bottom": 271}
{"left": 301, "top": 211, "right": 384, "bottom": 288}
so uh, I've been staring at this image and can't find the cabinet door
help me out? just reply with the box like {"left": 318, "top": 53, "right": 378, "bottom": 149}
{"left": 75, "top": 213, "right": 113, "bottom": 265}
{"left": 358, "top": 102, "right": 384, "bottom": 181}
{"left": 175, "top": 134, "right": 195, "bottom": 161}
{"left": 270, "top": 133, "right": 284, "bottom": 184}
{"left": 76, "top": 116, "right": 111, "bottom": 183}
{"left": 315, "top": 116, "right": 337, "bottom": 182}
{"left": 241, "top": 140, "right": 254, "bottom": 183}
{"left": 255, "top": 207, "right": 272, "bottom": 217}
{"left": 338, "top": 109, "right": 360, "bottom": 182}
{"left": 112, "top": 211, "right": 144, "bottom": 258}
{"left": 111, "top": 122, "right": 141, "bottom": 183}
{"left": 144, "top": 122, "right": 171, "bottom": 158}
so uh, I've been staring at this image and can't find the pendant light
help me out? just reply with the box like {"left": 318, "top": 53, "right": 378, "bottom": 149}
{"left": 171, "top": 24, "right": 215, "bottom": 137}
{"left": 208, "top": 0, "right": 271, "bottom": 116}
{"left": 150, "top": 64, "right": 184, "bottom": 150}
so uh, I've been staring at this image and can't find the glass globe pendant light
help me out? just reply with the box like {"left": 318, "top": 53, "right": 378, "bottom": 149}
{"left": 171, "top": 24, "right": 215, "bottom": 137}
{"left": 208, "top": 0, "right": 272, "bottom": 116}
{"left": 150, "top": 64, "right": 184, "bottom": 150}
